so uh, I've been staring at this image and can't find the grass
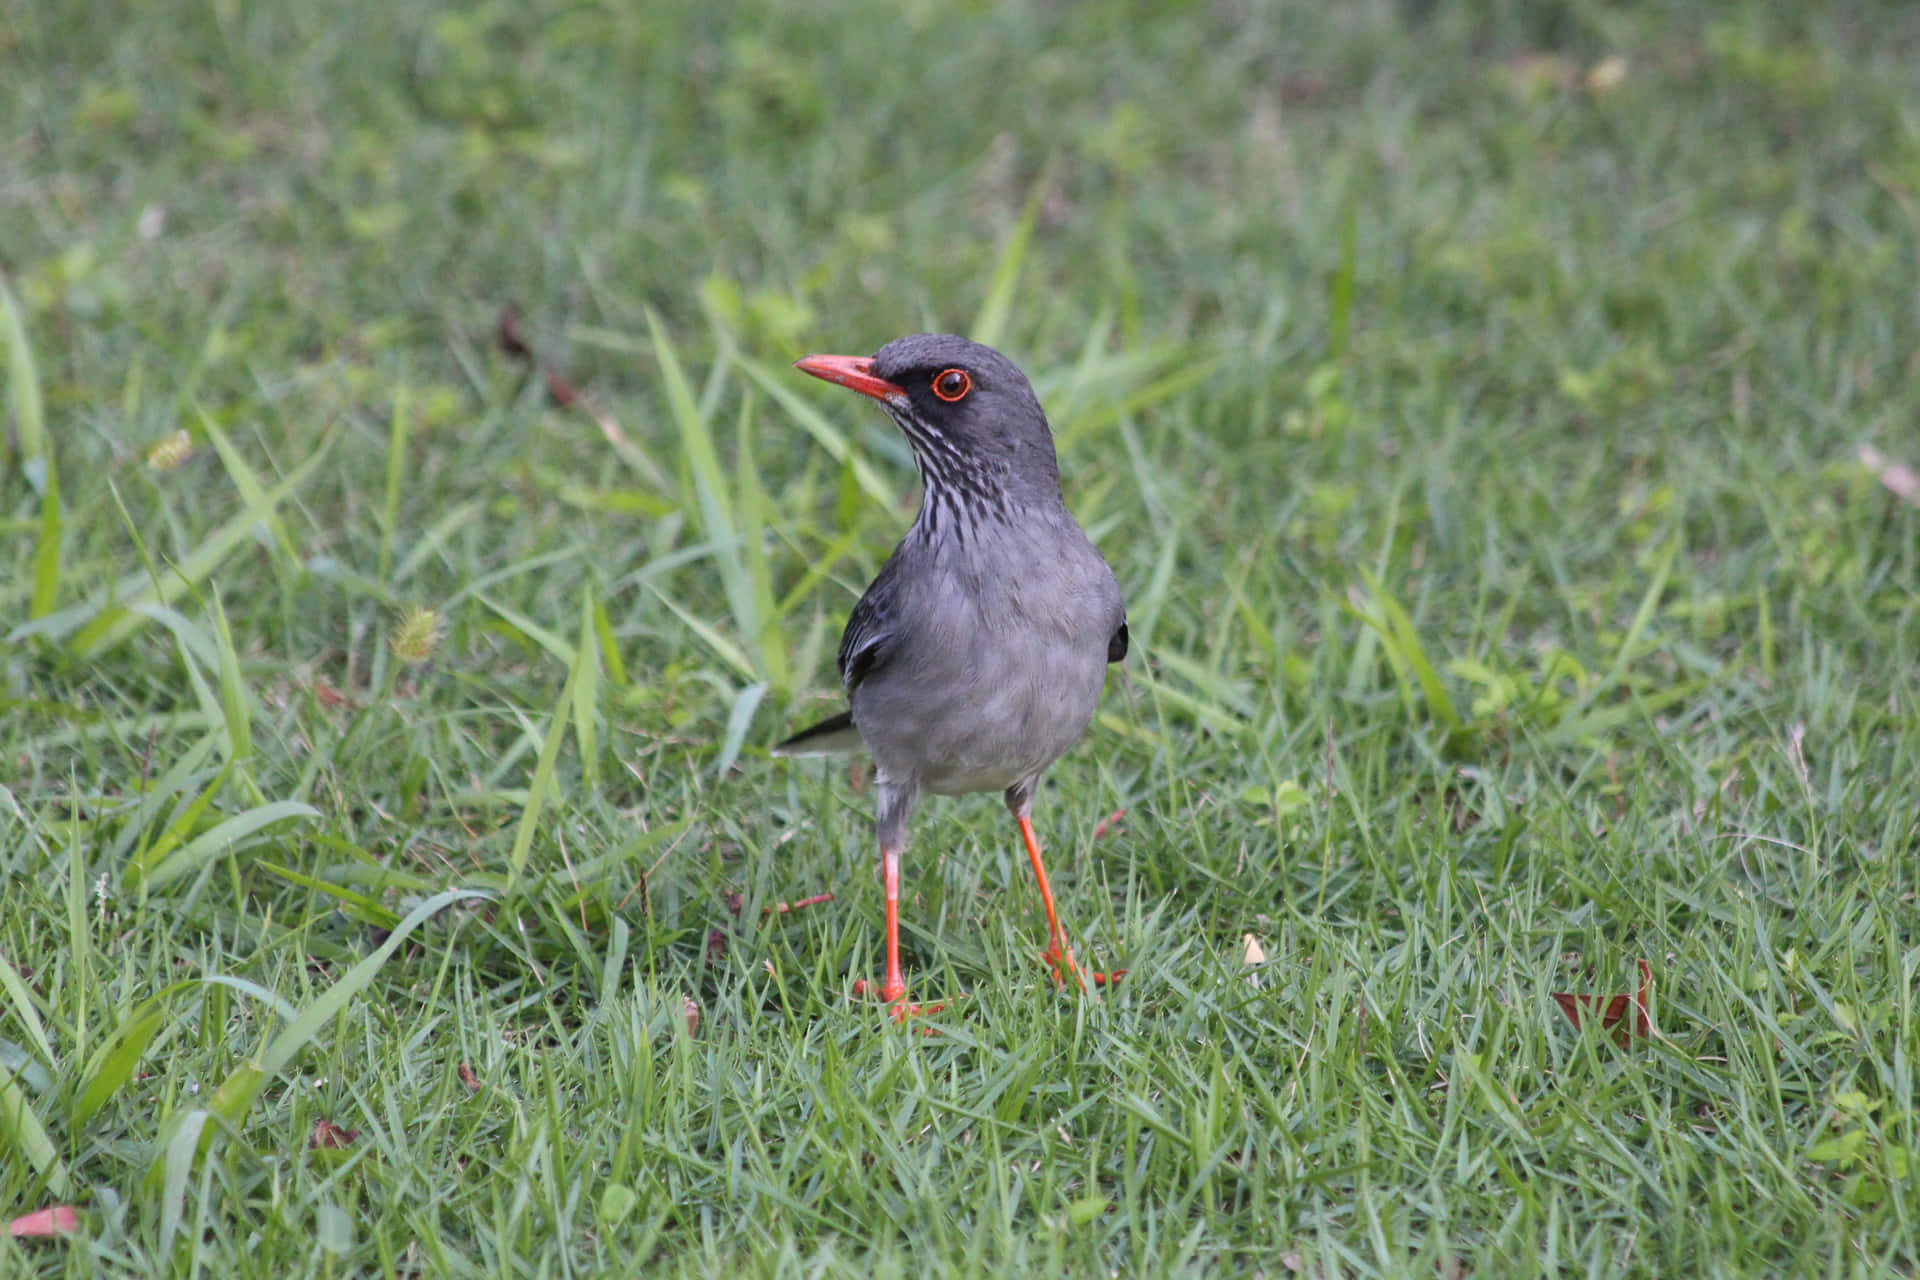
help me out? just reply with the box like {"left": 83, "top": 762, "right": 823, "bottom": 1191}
{"left": 3, "top": 0, "right": 1919, "bottom": 1273}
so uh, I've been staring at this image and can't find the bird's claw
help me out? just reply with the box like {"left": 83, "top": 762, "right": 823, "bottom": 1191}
{"left": 852, "top": 978, "right": 952, "bottom": 1029}
{"left": 1042, "top": 946, "right": 1126, "bottom": 991}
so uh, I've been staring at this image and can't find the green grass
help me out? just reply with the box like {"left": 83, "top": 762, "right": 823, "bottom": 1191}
{"left": 4, "top": 0, "right": 1919, "bottom": 1274}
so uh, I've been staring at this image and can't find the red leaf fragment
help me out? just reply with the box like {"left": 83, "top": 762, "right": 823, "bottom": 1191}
{"left": 457, "top": 1062, "right": 481, "bottom": 1094}
{"left": 1552, "top": 959, "right": 1654, "bottom": 1043}
{"left": 9, "top": 1205, "right": 79, "bottom": 1238}
{"left": 764, "top": 892, "right": 833, "bottom": 917}
{"left": 495, "top": 305, "right": 532, "bottom": 360}
{"left": 308, "top": 1119, "right": 360, "bottom": 1149}
{"left": 312, "top": 676, "right": 352, "bottom": 708}
{"left": 1092, "top": 809, "right": 1127, "bottom": 841}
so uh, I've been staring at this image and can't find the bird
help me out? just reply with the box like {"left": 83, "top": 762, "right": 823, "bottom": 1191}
{"left": 772, "top": 333, "right": 1128, "bottom": 1017}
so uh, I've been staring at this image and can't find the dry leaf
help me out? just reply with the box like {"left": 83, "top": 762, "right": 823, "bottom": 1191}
{"left": 1242, "top": 934, "right": 1268, "bottom": 965}
{"left": 1092, "top": 809, "right": 1127, "bottom": 840}
{"left": 764, "top": 892, "right": 833, "bottom": 917}
{"left": 457, "top": 1061, "right": 481, "bottom": 1094}
{"left": 9, "top": 1205, "right": 79, "bottom": 1238}
{"left": 308, "top": 1119, "right": 360, "bottom": 1149}
{"left": 683, "top": 995, "right": 701, "bottom": 1038}
{"left": 1552, "top": 958, "right": 1654, "bottom": 1043}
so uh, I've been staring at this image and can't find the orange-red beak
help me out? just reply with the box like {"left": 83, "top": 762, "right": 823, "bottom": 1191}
{"left": 794, "top": 354, "right": 907, "bottom": 403}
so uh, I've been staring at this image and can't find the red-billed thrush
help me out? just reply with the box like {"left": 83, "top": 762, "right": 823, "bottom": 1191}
{"left": 774, "top": 334, "right": 1128, "bottom": 1016}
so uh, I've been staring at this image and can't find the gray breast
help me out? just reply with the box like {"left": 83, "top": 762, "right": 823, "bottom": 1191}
{"left": 851, "top": 518, "right": 1120, "bottom": 796}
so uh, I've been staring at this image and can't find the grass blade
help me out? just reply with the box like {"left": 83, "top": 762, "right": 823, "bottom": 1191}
{"left": 734, "top": 354, "right": 895, "bottom": 507}
{"left": 195, "top": 406, "right": 302, "bottom": 568}
{"left": 136, "top": 800, "right": 320, "bottom": 890}
{"left": 379, "top": 383, "right": 410, "bottom": 583}
{"left": 151, "top": 887, "right": 489, "bottom": 1201}
{"left": 22, "top": 435, "right": 335, "bottom": 656}
{"left": 714, "top": 680, "right": 768, "bottom": 779}
{"left": 71, "top": 999, "right": 172, "bottom": 1126}
{"left": 504, "top": 633, "right": 592, "bottom": 893}
{"left": 973, "top": 175, "right": 1046, "bottom": 350}
{"left": 0, "top": 1071, "right": 69, "bottom": 1197}
{"left": 572, "top": 589, "right": 602, "bottom": 791}
{"left": 0, "top": 951, "right": 54, "bottom": 1064}
{"left": 29, "top": 468, "right": 59, "bottom": 619}
{"left": 0, "top": 274, "right": 46, "bottom": 480}
{"left": 210, "top": 591, "right": 253, "bottom": 768}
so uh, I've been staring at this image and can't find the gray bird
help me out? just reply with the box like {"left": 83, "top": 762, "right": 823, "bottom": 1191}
{"left": 773, "top": 333, "right": 1128, "bottom": 1016}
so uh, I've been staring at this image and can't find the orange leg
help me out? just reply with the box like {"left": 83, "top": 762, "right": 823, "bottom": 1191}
{"left": 851, "top": 843, "right": 942, "bottom": 1021}
{"left": 1016, "top": 814, "right": 1125, "bottom": 990}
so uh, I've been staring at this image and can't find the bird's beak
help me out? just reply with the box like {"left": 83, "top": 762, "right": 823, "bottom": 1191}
{"left": 794, "top": 354, "right": 908, "bottom": 404}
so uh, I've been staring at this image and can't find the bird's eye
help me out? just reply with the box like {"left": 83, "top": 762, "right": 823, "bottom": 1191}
{"left": 931, "top": 368, "right": 971, "bottom": 402}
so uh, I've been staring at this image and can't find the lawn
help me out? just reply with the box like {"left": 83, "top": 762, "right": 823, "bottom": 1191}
{"left": 4, "top": 0, "right": 1918, "bottom": 1274}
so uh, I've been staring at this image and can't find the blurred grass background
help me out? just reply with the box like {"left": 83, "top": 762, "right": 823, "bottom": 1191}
{"left": 4, "top": 0, "right": 1919, "bottom": 1274}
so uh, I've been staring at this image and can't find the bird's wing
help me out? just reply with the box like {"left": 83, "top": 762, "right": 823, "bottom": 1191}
{"left": 837, "top": 560, "right": 904, "bottom": 694}
{"left": 1107, "top": 619, "right": 1129, "bottom": 664}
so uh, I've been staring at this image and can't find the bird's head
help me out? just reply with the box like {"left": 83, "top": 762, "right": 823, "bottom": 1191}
{"left": 795, "top": 334, "right": 1060, "bottom": 505}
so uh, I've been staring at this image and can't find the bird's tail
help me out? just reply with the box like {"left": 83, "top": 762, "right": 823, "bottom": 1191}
{"left": 771, "top": 710, "right": 864, "bottom": 757}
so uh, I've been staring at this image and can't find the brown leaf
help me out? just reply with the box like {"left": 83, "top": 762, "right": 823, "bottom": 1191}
{"left": 1552, "top": 959, "right": 1654, "bottom": 1043}
{"left": 495, "top": 304, "right": 532, "bottom": 361}
{"left": 9, "top": 1205, "right": 79, "bottom": 1238}
{"left": 1241, "top": 934, "right": 1268, "bottom": 966}
{"left": 457, "top": 1061, "right": 481, "bottom": 1094}
{"left": 308, "top": 1119, "right": 360, "bottom": 1149}
{"left": 764, "top": 892, "right": 833, "bottom": 917}
{"left": 311, "top": 676, "right": 352, "bottom": 709}
{"left": 683, "top": 995, "right": 701, "bottom": 1038}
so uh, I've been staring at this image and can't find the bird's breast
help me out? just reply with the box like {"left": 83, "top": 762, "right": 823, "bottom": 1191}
{"left": 851, "top": 544, "right": 1115, "bottom": 796}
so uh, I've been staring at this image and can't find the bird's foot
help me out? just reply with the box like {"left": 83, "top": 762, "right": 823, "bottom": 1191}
{"left": 1041, "top": 945, "right": 1127, "bottom": 991}
{"left": 852, "top": 977, "right": 952, "bottom": 1026}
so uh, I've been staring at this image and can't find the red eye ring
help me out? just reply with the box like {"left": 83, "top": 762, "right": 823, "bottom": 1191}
{"left": 931, "top": 368, "right": 971, "bottom": 402}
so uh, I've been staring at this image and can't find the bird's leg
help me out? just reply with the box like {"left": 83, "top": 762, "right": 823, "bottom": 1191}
{"left": 1015, "top": 812, "right": 1085, "bottom": 991}
{"left": 881, "top": 840, "right": 906, "bottom": 1004}
{"left": 854, "top": 777, "right": 942, "bottom": 1020}
{"left": 1008, "top": 790, "right": 1126, "bottom": 991}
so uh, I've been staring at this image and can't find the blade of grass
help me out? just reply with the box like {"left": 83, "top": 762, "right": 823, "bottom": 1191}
{"left": 973, "top": 174, "right": 1046, "bottom": 350}
{"left": 379, "top": 383, "right": 410, "bottom": 583}
{"left": 210, "top": 591, "right": 253, "bottom": 770}
{"left": 591, "top": 592, "right": 629, "bottom": 688}
{"left": 0, "top": 951, "right": 54, "bottom": 1065}
{"left": 150, "top": 887, "right": 490, "bottom": 1200}
{"left": 0, "top": 1071, "right": 68, "bottom": 1198}
{"left": 572, "top": 589, "right": 602, "bottom": 791}
{"left": 29, "top": 470, "right": 59, "bottom": 619}
{"left": 17, "top": 436, "right": 334, "bottom": 656}
{"left": 195, "top": 406, "right": 303, "bottom": 568}
{"left": 714, "top": 680, "right": 768, "bottom": 779}
{"left": 645, "top": 583, "right": 758, "bottom": 682}
{"left": 71, "top": 995, "right": 176, "bottom": 1126}
{"left": 734, "top": 354, "right": 895, "bottom": 507}
{"left": 477, "top": 593, "right": 574, "bottom": 666}
{"left": 504, "top": 628, "right": 593, "bottom": 894}
{"left": 1328, "top": 199, "right": 1357, "bottom": 361}
{"left": 135, "top": 800, "right": 320, "bottom": 891}
{"left": 0, "top": 274, "right": 46, "bottom": 481}
{"left": 734, "top": 394, "right": 787, "bottom": 691}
